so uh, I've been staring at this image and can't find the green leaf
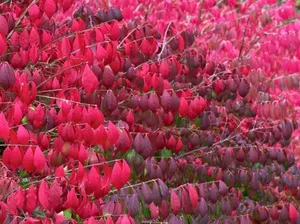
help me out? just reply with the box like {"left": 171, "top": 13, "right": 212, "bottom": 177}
{"left": 33, "top": 208, "right": 46, "bottom": 218}
{"left": 18, "top": 170, "right": 29, "bottom": 178}
{"left": 215, "top": 201, "right": 221, "bottom": 216}
{"left": 175, "top": 115, "right": 184, "bottom": 127}
{"left": 253, "top": 163, "right": 261, "bottom": 168}
{"left": 63, "top": 209, "right": 72, "bottom": 219}
{"left": 161, "top": 148, "right": 172, "bottom": 158}
{"left": 124, "top": 149, "right": 136, "bottom": 160}
{"left": 142, "top": 207, "right": 151, "bottom": 218}
{"left": 185, "top": 214, "right": 193, "bottom": 224}
{"left": 21, "top": 116, "right": 28, "bottom": 124}
{"left": 143, "top": 168, "right": 147, "bottom": 176}
{"left": 211, "top": 91, "right": 217, "bottom": 99}
{"left": 19, "top": 178, "right": 30, "bottom": 188}
{"left": 194, "top": 118, "right": 201, "bottom": 127}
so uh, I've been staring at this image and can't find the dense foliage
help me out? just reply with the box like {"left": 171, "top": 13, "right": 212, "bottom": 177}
{"left": 0, "top": 0, "right": 299, "bottom": 223}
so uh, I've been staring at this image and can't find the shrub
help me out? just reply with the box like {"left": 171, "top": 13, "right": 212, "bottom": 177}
{"left": 0, "top": 0, "right": 299, "bottom": 223}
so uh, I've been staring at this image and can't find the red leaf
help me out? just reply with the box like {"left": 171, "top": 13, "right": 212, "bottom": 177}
{"left": 0, "top": 34, "right": 7, "bottom": 56}
{"left": 25, "top": 184, "right": 37, "bottom": 214}
{"left": 111, "top": 161, "right": 123, "bottom": 190}
{"left": 103, "top": 90, "right": 118, "bottom": 112}
{"left": 141, "top": 38, "right": 152, "bottom": 56}
{"left": 44, "top": 0, "right": 57, "bottom": 18}
{"left": 179, "top": 98, "right": 189, "bottom": 117}
{"left": 0, "top": 16, "right": 8, "bottom": 36}
{"left": 28, "top": 4, "right": 40, "bottom": 22}
{"left": 213, "top": 79, "right": 225, "bottom": 95}
{"left": 148, "top": 93, "right": 160, "bottom": 112}
{"left": 187, "top": 184, "right": 198, "bottom": 208}
{"left": 149, "top": 202, "right": 159, "bottom": 220}
{"left": 38, "top": 180, "right": 49, "bottom": 210}
{"left": 107, "top": 121, "right": 119, "bottom": 145}
{"left": 0, "top": 113, "right": 9, "bottom": 141}
{"left": 159, "top": 61, "right": 170, "bottom": 79}
{"left": 86, "top": 167, "right": 101, "bottom": 194}
{"left": 87, "top": 107, "right": 104, "bottom": 129}
{"left": 29, "top": 27, "right": 40, "bottom": 46}
{"left": 7, "top": 194, "right": 18, "bottom": 215}
{"left": 161, "top": 90, "right": 171, "bottom": 112}
{"left": 0, "top": 202, "right": 7, "bottom": 223}
{"left": 23, "top": 147, "right": 35, "bottom": 173}
{"left": 61, "top": 37, "right": 71, "bottom": 57}
{"left": 110, "top": 21, "right": 120, "bottom": 41}
{"left": 49, "top": 179, "right": 62, "bottom": 210}
{"left": 15, "top": 188, "right": 25, "bottom": 210}
{"left": 95, "top": 125, "right": 107, "bottom": 146}
{"left": 34, "top": 146, "right": 46, "bottom": 172}
{"left": 78, "top": 144, "right": 88, "bottom": 164}
{"left": 2, "top": 147, "right": 11, "bottom": 166}
{"left": 106, "top": 216, "right": 114, "bottom": 224}
{"left": 116, "top": 130, "right": 132, "bottom": 153}
{"left": 166, "top": 136, "right": 176, "bottom": 150}
{"left": 63, "top": 187, "right": 79, "bottom": 209}
{"left": 10, "top": 146, "right": 22, "bottom": 169}
{"left": 289, "top": 203, "right": 299, "bottom": 222}
{"left": 175, "top": 137, "right": 183, "bottom": 153}
{"left": 96, "top": 43, "right": 106, "bottom": 61}
{"left": 17, "top": 125, "right": 29, "bottom": 145}
{"left": 170, "top": 191, "right": 181, "bottom": 215}
{"left": 178, "top": 35, "right": 185, "bottom": 51}
{"left": 42, "top": 30, "right": 52, "bottom": 46}
{"left": 102, "top": 66, "right": 115, "bottom": 89}
{"left": 141, "top": 135, "right": 154, "bottom": 159}
{"left": 29, "top": 44, "right": 39, "bottom": 63}
{"left": 126, "top": 110, "right": 135, "bottom": 126}
{"left": 121, "top": 159, "right": 131, "bottom": 186}
{"left": 82, "top": 64, "right": 99, "bottom": 95}
{"left": 62, "top": 0, "right": 73, "bottom": 12}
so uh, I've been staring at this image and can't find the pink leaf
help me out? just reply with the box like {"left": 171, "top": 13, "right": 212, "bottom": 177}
{"left": 23, "top": 147, "right": 35, "bottom": 173}
{"left": 34, "top": 146, "right": 46, "bottom": 172}
{"left": 10, "top": 146, "right": 22, "bottom": 169}
{"left": 44, "top": 0, "right": 57, "bottom": 18}
{"left": 63, "top": 187, "right": 79, "bottom": 210}
{"left": 171, "top": 191, "right": 181, "bottom": 215}
{"left": 2, "top": 147, "right": 11, "bottom": 166}
{"left": 0, "top": 16, "right": 8, "bottom": 36}
{"left": 111, "top": 161, "right": 123, "bottom": 190}
{"left": 49, "top": 179, "right": 62, "bottom": 210}
{"left": 102, "top": 66, "right": 115, "bottom": 89}
{"left": 187, "top": 184, "right": 198, "bottom": 208}
{"left": 17, "top": 125, "right": 29, "bottom": 145}
{"left": 82, "top": 65, "right": 99, "bottom": 95}
{"left": 289, "top": 204, "right": 299, "bottom": 222}
{"left": 15, "top": 188, "right": 25, "bottom": 210}
{"left": 107, "top": 121, "right": 119, "bottom": 145}
{"left": 62, "top": 0, "right": 73, "bottom": 12}
{"left": 38, "top": 180, "right": 49, "bottom": 210}
{"left": 0, "top": 34, "right": 7, "bottom": 56}
{"left": 0, "top": 113, "right": 9, "bottom": 141}
{"left": 61, "top": 37, "right": 71, "bottom": 57}
{"left": 121, "top": 159, "right": 131, "bottom": 186}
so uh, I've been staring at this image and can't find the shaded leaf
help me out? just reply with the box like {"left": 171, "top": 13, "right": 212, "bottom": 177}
{"left": 171, "top": 191, "right": 181, "bottom": 215}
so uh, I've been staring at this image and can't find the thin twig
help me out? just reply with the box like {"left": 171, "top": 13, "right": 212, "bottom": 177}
{"left": 157, "top": 22, "right": 172, "bottom": 61}
{"left": 238, "top": 18, "right": 250, "bottom": 60}
{"left": 7, "top": 0, "right": 39, "bottom": 39}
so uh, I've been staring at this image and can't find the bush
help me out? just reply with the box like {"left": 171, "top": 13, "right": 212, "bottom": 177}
{"left": 0, "top": 0, "right": 299, "bottom": 223}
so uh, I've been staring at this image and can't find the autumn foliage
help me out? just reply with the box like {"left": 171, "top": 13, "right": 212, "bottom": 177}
{"left": 0, "top": 0, "right": 300, "bottom": 223}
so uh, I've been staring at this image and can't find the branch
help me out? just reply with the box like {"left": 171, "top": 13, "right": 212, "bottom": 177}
{"left": 7, "top": 0, "right": 39, "bottom": 39}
